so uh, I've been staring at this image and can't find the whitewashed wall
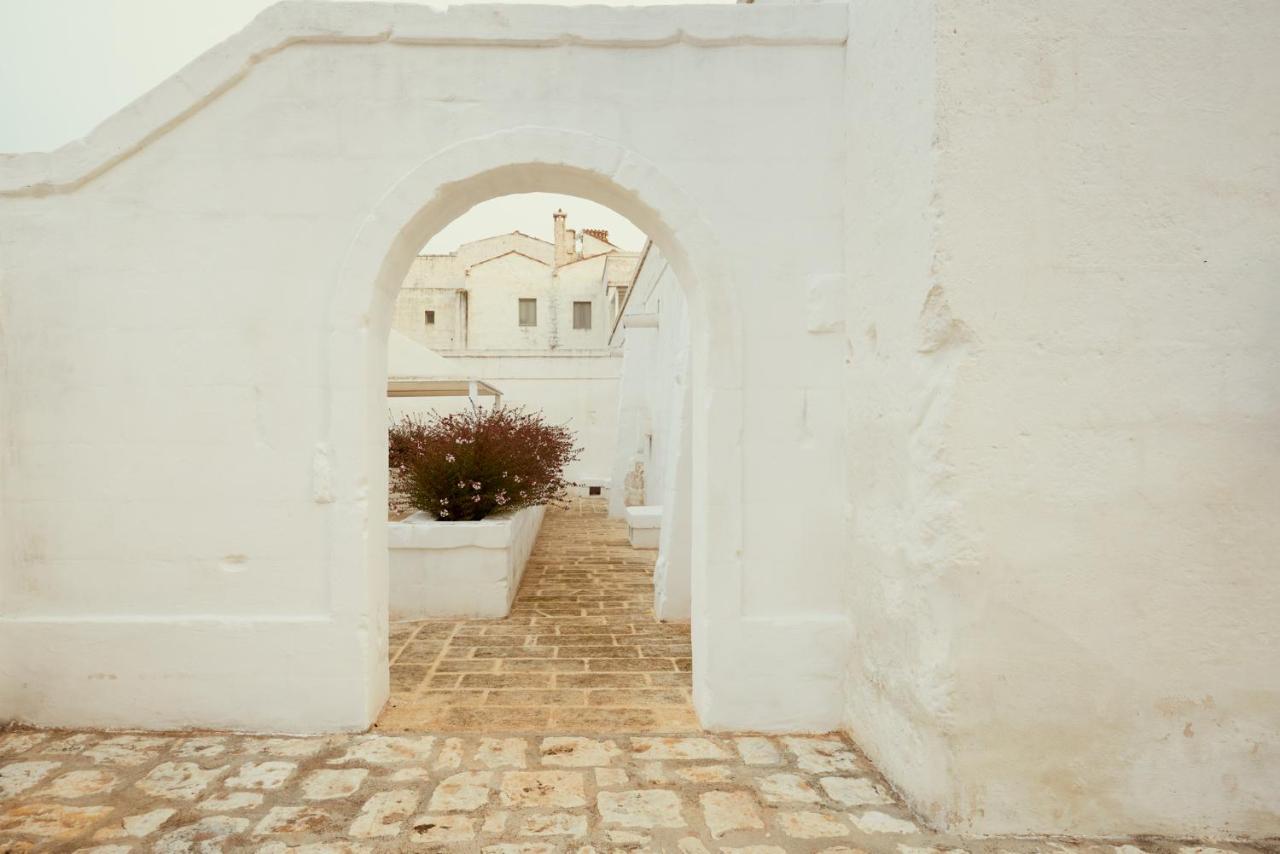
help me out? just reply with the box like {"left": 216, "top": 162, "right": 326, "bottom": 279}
{"left": 609, "top": 245, "right": 691, "bottom": 507}
{"left": 461, "top": 252, "right": 554, "bottom": 351}
{"left": 554, "top": 254, "right": 630, "bottom": 350}
{"left": 0, "top": 2, "right": 849, "bottom": 739}
{"left": 390, "top": 351, "right": 621, "bottom": 485}
{"left": 390, "top": 284, "right": 462, "bottom": 351}
{"left": 609, "top": 246, "right": 680, "bottom": 513}
{"left": 843, "top": 0, "right": 1280, "bottom": 838}
{"left": 608, "top": 244, "right": 693, "bottom": 620}
{"left": 2, "top": 0, "right": 1273, "bottom": 839}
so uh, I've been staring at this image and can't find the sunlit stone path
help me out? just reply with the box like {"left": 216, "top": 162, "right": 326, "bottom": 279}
{"left": 378, "top": 498, "right": 698, "bottom": 733}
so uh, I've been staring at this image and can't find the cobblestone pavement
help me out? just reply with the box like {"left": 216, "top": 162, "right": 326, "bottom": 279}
{"left": 0, "top": 502, "right": 1269, "bottom": 852}
{"left": 0, "top": 729, "right": 1267, "bottom": 853}
{"left": 377, "top": 499, "right": 696, "bottom": 733}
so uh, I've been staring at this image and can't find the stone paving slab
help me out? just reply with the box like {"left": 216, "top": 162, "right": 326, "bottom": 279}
{"left": 379, "top": 500, "right": 696, "bottom": 733}
{"left": 2, "top": 728, "right": 1266, "bottom": 853}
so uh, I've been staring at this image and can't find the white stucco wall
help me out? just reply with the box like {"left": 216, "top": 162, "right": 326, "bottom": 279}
{"left": 457, "top": 232, "right": 554, "bottom": 270}
{"left": 608, "top": 246, "right": 685, "bottom": 510}
{"left": 555, "top": 254, "right": 630, "bottom": 350}
{"left": 390, "top": 284, "right": 462, "bottom": 351}
{"left": 608, "top": 244, "right": 693, "bottom": 620}
{"left": 2, "top": 0, "right": 1273, "bottom": 839}
{"left": 0, "top": 1, "right": 850, "bottom": 739}
{"left": 843, "top": 0, "right": 1280, "bottom": 838}
{"left": 462, "top": 251, "right": 554, "bottom": 350}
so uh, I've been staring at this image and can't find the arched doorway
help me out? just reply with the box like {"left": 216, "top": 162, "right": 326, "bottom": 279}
{"left": 0, "top": 4, "right": 850, "bottom": 737}
{"left": 325, "top": 128, "right": 743, "bottom": 729}
{"left": 379, "top": 194, "right": 695, "bottom": 730}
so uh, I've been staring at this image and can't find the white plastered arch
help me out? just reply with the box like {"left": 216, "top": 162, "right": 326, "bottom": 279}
{"left": 321, "top": 126, "right": 746, "bottom": 725}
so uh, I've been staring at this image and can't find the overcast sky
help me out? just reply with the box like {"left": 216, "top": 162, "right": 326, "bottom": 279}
{"left": 0, "top": 0, "right": 720, "bottom": 251}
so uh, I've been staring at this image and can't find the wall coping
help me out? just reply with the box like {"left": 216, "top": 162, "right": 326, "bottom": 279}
{"left": 626, "top": 505, "right": 663, "bottom": 529}
{"left": 388, "top": 504, "right": 542, "bottom": 550}
{"left": 0, "top": 0, "right": 847, "bottom": 198}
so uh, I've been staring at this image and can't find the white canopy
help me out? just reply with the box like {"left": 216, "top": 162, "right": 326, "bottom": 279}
{"left": 386, "top": 330, "right": 501, "bottom": 400}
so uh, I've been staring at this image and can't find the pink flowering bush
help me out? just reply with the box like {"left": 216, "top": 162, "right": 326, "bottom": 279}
{"left": 389, "top": 405, "right": 580, "bottom": 521}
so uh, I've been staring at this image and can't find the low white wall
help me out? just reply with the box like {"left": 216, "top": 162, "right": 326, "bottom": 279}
{"left": 390, "top": 351, "right": 620, "bottom": 486}
{"left": 388, "top": 505, "right": 544, "bottom": 620}
{"left": 625, "top": 505, "right": 661, "bottom": 550}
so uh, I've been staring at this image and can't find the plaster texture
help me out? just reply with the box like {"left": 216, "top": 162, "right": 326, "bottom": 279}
{"left": 387, "top": 505, "right": 544, "bottom": 620}
{"left": 0, "top": 0, "right": 1276, "bottom": 840}
{"left": 0, "top": 0, "right": 850, "bottom": 747}
{"left": 609, "top": 243, "right": 693, "bottom": 620}
{"left": 841, "top": 0, "right": 1280, "bottom": 839}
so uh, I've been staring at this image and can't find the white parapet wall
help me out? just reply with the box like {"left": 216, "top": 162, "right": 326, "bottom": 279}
{"left": 388, "top": 505, "right": 544, "bottom": 620}
{"left": 0, "top": 0, "right": 854, "bottom": 739}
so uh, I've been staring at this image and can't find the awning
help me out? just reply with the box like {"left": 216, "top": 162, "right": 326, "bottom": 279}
{"left": 386, "top": 330, "right": 502, "bottom": 402}
{"left": 387, "top": 378, "right": 502, "bottom": 400}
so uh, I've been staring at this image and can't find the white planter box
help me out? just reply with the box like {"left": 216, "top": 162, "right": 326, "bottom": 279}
{"left": 626, "top": 505, "right": 662, "bottom": 549}
{"left": 387, "top": 505, "right": 545, "bottom": 619}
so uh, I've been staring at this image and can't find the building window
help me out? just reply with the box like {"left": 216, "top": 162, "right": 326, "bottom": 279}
{"left": 424, "top": 310, "right": 435, "bottom": 325}
{"left": 518, "top": 298, "right": 537, "bottom": 327}
{"left": 573, "top": 301, "right": 592, "bottom": 330}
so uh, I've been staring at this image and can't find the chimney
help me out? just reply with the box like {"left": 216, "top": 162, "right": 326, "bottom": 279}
{"left": 553, "top": 209, "right": 571, "bottom": 267}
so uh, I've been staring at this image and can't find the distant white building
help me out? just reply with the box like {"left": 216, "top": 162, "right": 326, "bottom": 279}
{"left": 392, "top": 210, "right": 639, "bottom": 352}
{"left": 387, "top": 212, "right": 640, "bottom": 487}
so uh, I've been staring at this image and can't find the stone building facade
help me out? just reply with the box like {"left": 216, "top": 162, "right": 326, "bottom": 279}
{"left": 392, "top": 211, "right": 638, "bottom": 353}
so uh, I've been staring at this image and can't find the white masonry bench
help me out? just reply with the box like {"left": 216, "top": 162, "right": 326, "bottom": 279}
{"left": 387, "top": 505, "right": 545, "bottom": 619}
{"left": 625, "top": 505, "right": 663, "bottom": 550}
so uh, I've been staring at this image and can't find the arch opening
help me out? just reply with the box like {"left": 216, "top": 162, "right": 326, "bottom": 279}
{"left": 325, "top": 131, "right": 742, "bottom": 731}
{"left": 379, "top": 191, "right": 694, "bottom": 729}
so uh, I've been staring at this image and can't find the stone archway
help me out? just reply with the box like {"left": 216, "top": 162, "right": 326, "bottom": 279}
{"left": 0, "top": 2, "right": 851, "bottom": 736}
{"left": 325, "top": 128, "right": 744, "bottom": 728}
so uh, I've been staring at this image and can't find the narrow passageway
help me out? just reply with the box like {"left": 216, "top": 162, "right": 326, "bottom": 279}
{"left": 377, "top": 497, "right": 698, "bottom": 733}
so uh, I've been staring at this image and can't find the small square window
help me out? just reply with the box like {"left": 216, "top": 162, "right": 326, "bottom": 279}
{"left": 518, "top": 298, "right": 537, "bottom": 327}
{"left": 424, "top": 310, "right": 435, "bottom": 325}
{"left": 588, "top": 485, "right": 602, "bottom": 496}
{"left": 573, "top": 301, "right": 592, "bottom": 330}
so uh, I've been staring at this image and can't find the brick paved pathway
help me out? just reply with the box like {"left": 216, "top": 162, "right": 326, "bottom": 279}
{"left": 377, "top": 499, "right": 697, "bottom": 733}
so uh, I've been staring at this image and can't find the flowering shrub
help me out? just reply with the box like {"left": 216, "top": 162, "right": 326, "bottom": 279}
{"left": 389, "top": 405, "right": 580, "bottom": 521}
